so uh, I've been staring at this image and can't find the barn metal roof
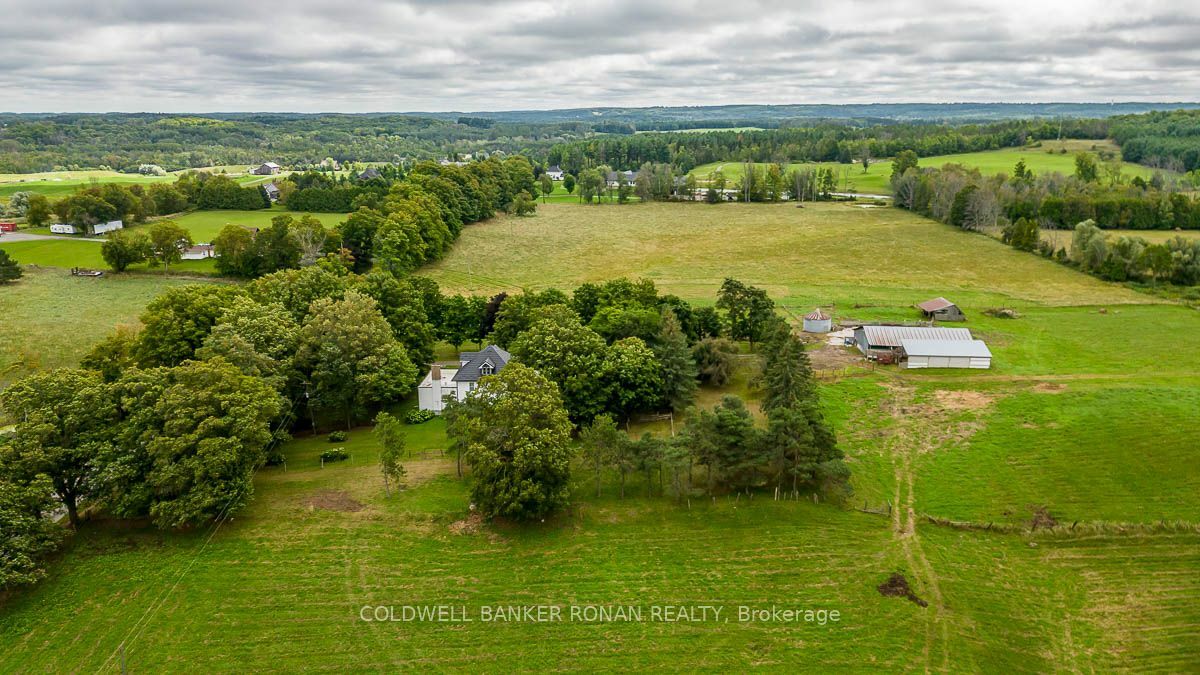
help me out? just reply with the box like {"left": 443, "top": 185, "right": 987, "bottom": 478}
{"left": 859, "top": 325, "right": 972, "bottom": 348}
{"left": 901, "top": 339, "right": 992, "bottom": 358}
{"left": 917, "top": 297, "right": 957, "bottom": 312}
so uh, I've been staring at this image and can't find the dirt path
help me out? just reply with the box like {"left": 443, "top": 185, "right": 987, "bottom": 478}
{"left": 884, "top": 384, "right": 951, "bottom": 672}
{"left": 0, "top": 232, "right": 105, "bottom": 242}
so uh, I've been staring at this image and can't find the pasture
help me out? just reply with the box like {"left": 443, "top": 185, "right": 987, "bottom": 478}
{"left": 688, "top": 141, "right": 1161, "bottom": 195}
{"left": 0, "top": 167, "right": 274, "bottom": 200}
{"left": 2, "top": 199, "right": 1199, "bottom": 670}
{"left": 0, "top": 268, "right": 210, "bottom": 391}
{"left": 1, "top": 396, "right": 1195, "bottom": 671}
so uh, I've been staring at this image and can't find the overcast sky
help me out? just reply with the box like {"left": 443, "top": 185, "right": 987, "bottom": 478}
{"left": 2, "top": 0, "right": 1198, "bottom": 113}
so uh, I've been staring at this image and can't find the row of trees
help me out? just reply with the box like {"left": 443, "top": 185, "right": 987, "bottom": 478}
{"left": 546, "top": 118, "right": 1110, "bottom": 176}
{"left": 892, "top": 156, "right": 1200, "bottom": 233}
{"left": 895, "top": 159, "right": 1200, "bottom": 286}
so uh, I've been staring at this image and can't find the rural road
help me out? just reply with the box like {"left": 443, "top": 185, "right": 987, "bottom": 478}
{"left": 0, "top": 232, "right": 105, "bottom": 243}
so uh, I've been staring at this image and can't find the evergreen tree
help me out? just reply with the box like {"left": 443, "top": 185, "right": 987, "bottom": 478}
{"left": 654, "top": 310, "right": 698, "bottom": 412}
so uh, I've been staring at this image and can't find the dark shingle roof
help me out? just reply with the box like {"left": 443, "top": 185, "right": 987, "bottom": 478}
{"left": 358, "top": 168, "right": 381, "bottom": 180}
{"left": 451, "top": 345, "right": 511, "bottom": 382}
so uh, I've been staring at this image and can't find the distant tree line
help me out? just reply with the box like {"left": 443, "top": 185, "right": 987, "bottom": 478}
{"left": 0, "top": 113, "right": 594, "bottom": 173}
{"left": 893, "top": 155, "right": 1200, "bottom": 286}
{"left": 546, "top": 118, "right": 1110, "bottom": 174}
{"left": 1109, "top": 109, "right": 1200, "bottom": 173}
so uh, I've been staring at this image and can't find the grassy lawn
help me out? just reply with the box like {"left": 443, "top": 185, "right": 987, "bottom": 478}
{"left": 162, "top": 207, "right": 345, "bottom": 242}
{"left": 0, "top": 268, "right": 212, "bottom": 392}
{"left": 689, "top": 141, "right": 1161, "bottom": 195}
{"left": 0, "top": 239, "right": 218, "bottom": 275}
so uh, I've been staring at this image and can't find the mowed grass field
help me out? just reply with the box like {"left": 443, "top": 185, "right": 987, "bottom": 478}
{"left": 0, "top": 167, "right": 275, "bottom": 200}
{"left": 3, "top": 200, "right": 1199, "bottom": 669}
{"left": 0, "top": 268, "right": 211, "bottom": 391}
{"left": 2, "top": 406, "right": 1196, "bottom": 672}
{"left": 689, "top": 140, "right": 1161, "bottom": 195}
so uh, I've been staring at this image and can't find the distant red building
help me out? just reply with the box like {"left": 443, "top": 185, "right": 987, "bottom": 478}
{"left": 0, "top": 222, "right": 16, "bottom": 232}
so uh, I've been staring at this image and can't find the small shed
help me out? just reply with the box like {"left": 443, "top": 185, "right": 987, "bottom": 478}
{"left": 802, "top": 308, "right": 832, "bottom": 333}
{"left": 917, "top": 297, "right": 966, "bottom": 322}
{"left": 901, "top": 339, "right": 992, "bottom": 369}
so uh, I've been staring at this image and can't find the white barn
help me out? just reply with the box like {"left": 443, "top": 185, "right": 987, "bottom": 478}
{"left": 901, "top": 339, "right": 992, "bottom": 369}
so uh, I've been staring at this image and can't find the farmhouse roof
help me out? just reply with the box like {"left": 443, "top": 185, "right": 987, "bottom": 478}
{"left": 900, "top": 339, "right": 992, "bottom": 358}
{"left": 358, "top": 168, "right": 381, "bottom": 180}
{"left": 859, "top": 325, "right": 972, "bottom": 348}
{"left": 452, "top": 345, "right": 511, "bottom": 382}
{"left": 804, "top": 308, "right": 830, "bottom": 321}
{"left": 547, "top": 165, "right": 562, "bottom": 172}
{"left": 917, "top": 297, "right": 957, "bottom": 312}
{"left": 263, "top": 182, "right": 280, "bottom": 194}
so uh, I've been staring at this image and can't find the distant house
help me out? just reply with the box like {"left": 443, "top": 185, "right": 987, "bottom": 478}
{"left": 251, "top": 162, "right": 282, "bottom": 175}
{"left": 545, "top": 165, "right": 565, "bottom": 180}
{"left": 901, "top": 339, "right": 992, "bottom": 369}
{"left": 262, "top": 183, "right": 281, "bottom": 202}
{"left": 93, "top": 220, "right": 124, "bottom": 235}
{"left": 182, "top": 244, "right": 216, "bottom": 260}
{"left": 605, "top": 170, "right": 638, "bottom": 188}
{"left": 417, "top": 345, "right": 511, "bottom": 413}
{"left": 917, "top": 297, "right": 966, "bottom": 322}
{"left": 802, "top": 308, "right": 832, "bottom": 333}
{"left": 357, "top": 168, "right": 381, "bottom": 181}
{"left": 853, "top": 325, "right": 973, "bottom": 355}
{"left": 50, "top": 223, "right": 79, "bottom": 235}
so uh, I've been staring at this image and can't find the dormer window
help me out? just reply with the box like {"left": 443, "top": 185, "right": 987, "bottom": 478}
{"left": 480, "top": 362, "right": 495, "bottom": 376}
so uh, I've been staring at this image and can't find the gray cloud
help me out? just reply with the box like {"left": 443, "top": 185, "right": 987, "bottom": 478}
{"left": 0, "top": 0, "right": 1197, "bottom": 112}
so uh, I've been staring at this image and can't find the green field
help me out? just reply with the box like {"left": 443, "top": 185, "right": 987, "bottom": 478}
{"left": 2, "top": 200, "right": 1199, "bottom": 669}
{"left": 689, "top": 141, "right": 1162, "bottom": 195}
{"left": 0, "top": 167, "right": 277, "bottom": 200}
{"left": 165, "top": 207, "right": 345, "bottom": 241}
{"left": 0, "top": 268, "right": 213, "bottom": 391}
{"left": 0, "top": 207, "right": 345, "bottom": 272}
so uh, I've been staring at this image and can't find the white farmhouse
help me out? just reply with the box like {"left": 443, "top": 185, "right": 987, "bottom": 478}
{"left": 545, "top": 165, "right": 565, "bottom": 180}
{"left": 416, "top": 345, "right": 511, "bottom": 413}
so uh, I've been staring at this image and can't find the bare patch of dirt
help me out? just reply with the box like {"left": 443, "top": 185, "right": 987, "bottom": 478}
{"left": 304, "top": 490, "right": 364, "bottom": 512}
{"left": 932, "top": 390, "right": 993, "bottom": 411}
{"left": 449, "top": 511, "right": 484, "bottom": 535}
{"left": 877, "top": 572, "right": 928, "bottom": 607}
{"left": 1030, "top": 506, "right": 1059, "bottom": 530}
{"left": 808, "top": 342, "right": 864, "bottom": 370}
{"left": 1033, "top": 382, "right": 1067, "bottom": 394}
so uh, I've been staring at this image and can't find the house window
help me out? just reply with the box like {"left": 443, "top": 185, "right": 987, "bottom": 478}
{"left": 480, "top": 363, "right": 494, "bottom": 376}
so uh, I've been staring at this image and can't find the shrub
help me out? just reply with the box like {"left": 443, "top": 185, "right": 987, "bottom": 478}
{"left": 327, "top": 430, "right": 347, "bottom": 442}
{"left": 406, "top": 408, "right": 435, "bottom": 425}
{"left": 320, "top": 447, "right": 349, "bottom": 462}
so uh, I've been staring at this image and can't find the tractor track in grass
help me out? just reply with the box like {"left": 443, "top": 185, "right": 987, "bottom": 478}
{"left": 884, "top": 383, "right": 950, "bottom": 673}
